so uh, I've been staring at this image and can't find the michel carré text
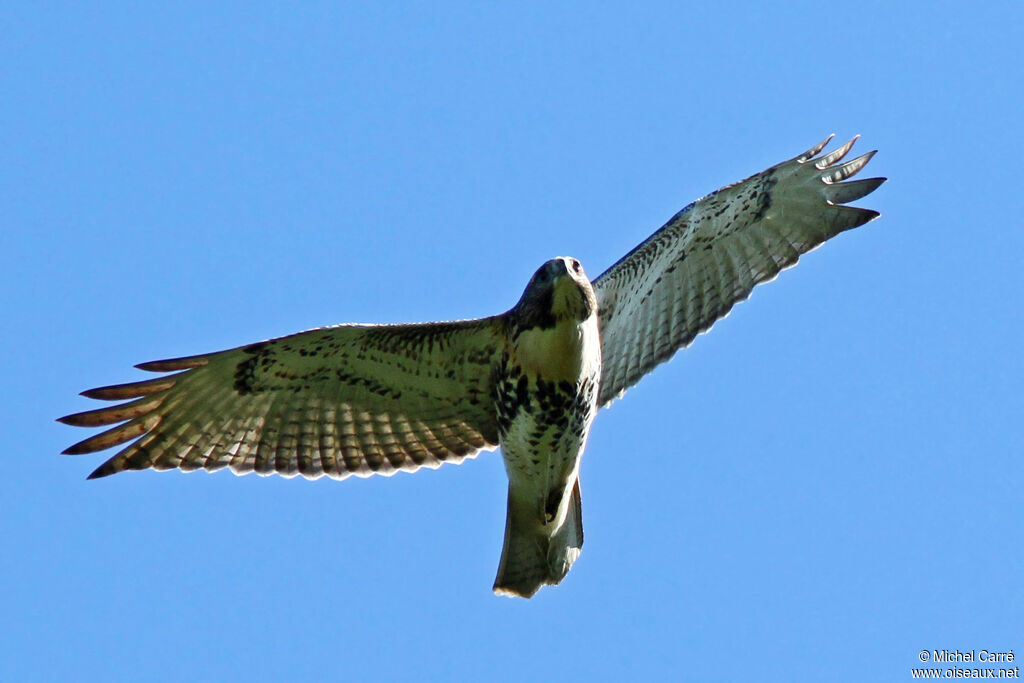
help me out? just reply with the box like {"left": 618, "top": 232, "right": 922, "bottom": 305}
{"left": 933, "top": 650, "right": 1015, "bottom": 663}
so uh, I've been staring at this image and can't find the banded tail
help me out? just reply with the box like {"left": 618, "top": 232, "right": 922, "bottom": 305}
{"left": 493, "top": 479, "right": 583, "bottom": 598}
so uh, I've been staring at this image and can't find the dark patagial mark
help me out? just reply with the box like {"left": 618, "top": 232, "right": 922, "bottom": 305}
{"left": 749, "top": 175, "right": 777, "bottom": 224}
{"left": 233, "top": 343, "right": 271, "bottom": 395}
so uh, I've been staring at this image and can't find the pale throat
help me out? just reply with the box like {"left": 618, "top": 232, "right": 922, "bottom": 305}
{"left": 513, "top": 314, "right": 599, "bottom": 382}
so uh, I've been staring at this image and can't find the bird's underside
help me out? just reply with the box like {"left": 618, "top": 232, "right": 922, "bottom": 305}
{"left": 60, "top": 134, "right": 886, "bottom": 598}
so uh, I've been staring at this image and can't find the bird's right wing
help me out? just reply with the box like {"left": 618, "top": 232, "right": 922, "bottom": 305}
{"left": 60, "top": 317, "right": 507, "bottom": 480}
{"left": 593, "top": 135, "right": 885, "bottom": 406}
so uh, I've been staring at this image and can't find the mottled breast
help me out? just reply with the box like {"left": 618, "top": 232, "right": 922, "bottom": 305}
{"left": 493, "top": 314, "right": 601, "bottom": 520}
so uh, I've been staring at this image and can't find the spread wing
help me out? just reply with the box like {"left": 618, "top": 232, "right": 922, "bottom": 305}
{"left": 60, "top": 318, "right": 507, "bottom": 480}
{"left": 593, "top": 135, "right": 885, "bottom": 406}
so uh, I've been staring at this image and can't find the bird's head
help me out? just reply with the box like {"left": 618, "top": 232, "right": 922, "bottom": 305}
{"left": 513, "top": 257, "right": 597, "bottom": 330}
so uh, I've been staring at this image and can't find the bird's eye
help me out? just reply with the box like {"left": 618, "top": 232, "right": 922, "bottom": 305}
{"left": 571, "top": 259, "right": 582, "bottom": 274}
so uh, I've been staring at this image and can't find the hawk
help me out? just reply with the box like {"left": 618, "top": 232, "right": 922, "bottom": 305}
{"left": 60, "top": 135, "right": 885, "bottom": 598}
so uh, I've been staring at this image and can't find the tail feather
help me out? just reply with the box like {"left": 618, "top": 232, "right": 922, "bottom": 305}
{"left": 493, "top": 479, "right": 583, "bottom": 598}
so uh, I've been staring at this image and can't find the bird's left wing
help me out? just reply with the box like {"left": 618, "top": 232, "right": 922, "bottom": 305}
{"left": 60, "top": 318, "right": 507, "bottom": 480}
{"left": 593, "top": 135, "right": 885, "bottom": 406}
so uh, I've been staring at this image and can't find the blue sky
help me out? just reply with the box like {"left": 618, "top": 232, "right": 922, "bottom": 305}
{"left": 4, "top": 2, "right": 1022, "bottom": 681}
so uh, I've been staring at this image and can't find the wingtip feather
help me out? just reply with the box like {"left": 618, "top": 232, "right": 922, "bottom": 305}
{"left": 798, "top": 134, "right": 835, "bottom": 162}
{"left": 62, "top": 415, "right": 160, "bottom": 455}
{"left": 80, "top": 376, "right": 178, "bottom": 400}
{"left": 814, "top": 135, "right": 859, "bottom": 169}
{"left": 136, "top": 355, "right": 210, "bottom": 372}
{"left": 835, "top": 150, "right": 876, "bottom": 181}
{"left": 823, "top": 176, "right": 887, "bottom": 204}
{"left": 57, "top": 395, "right": 165, "bottom": 428}
{"left": 87, "top": 462, "right": 118, "bottom": 479}
{"left": 830, "top": 205, "right": 882, "bottom": 233}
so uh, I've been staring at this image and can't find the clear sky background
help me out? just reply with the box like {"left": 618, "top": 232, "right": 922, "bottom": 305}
{"left": 4, "top": 3, "right": 1022, "bottom": 681}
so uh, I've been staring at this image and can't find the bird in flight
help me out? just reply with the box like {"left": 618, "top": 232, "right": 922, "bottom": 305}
{"left": 60, "top": 135, "right": 885, "bottom": 598}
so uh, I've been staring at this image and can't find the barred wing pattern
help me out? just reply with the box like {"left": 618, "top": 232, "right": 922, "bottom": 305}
{"left": 593, "top": 135, "right": 885, "bottom": 406}
{"left": 61, "top": 318, "right": 506, "bottom": 480}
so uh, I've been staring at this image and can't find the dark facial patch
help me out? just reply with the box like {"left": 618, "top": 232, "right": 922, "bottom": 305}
{"left": 513, "top": 282, "right": 557, "bottom": 333}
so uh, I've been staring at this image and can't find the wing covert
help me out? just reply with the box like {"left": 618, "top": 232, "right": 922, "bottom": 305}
{"left": 593, "top": 135, "right": 885, "bottom": 406}
{"left": 60, "top": 317, "right": 507, "bottom": 480}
